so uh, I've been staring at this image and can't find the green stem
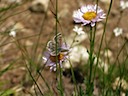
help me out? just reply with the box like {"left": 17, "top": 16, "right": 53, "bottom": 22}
{"left": 89, "top": 26, "right": 93, "bottom": 83}
{"left": 55, "top": 0, "right": 64, "bottom": 95}
{"left": 70, "top": 33, "right": 77, "bottom": 48}
{"left": 69, "top": 59, "right": 78, "bottom": 96}
{"left": 87, "top": 25, "right": 96, "bottom": 95}
{"left": 93, "top": 0, "right": 113, "bottom": 81}
{"left": 89, "top": 25, "right": 96, "bottom": 82}
{"left": 58, "top": 63, "right": 64, "bottom": 96}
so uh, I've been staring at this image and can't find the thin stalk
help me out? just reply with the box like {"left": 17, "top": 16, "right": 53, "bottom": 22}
{"left": 69, "top": 59, "right": 78, "bottom": 96}
{"left": 55, "top": 0, "right": 64, "bottom": 95}
{"left": 70, "top": 33, "right": 77, "bottom": 48}
{"left": 14, "top": 38, "right": 43, "bottom": 95}
{"left": 122, "top": 53, "right": 128, "bottom": 78}
{"left": 96, "top": 0, "right": 99, "bottom": 7}
{"left": 109, "top": 40, "right": 127, "bottom": 75}
{"left": 93, "top": 0, "right": 113, "bottom": 80}
{"left": 107, "top": 8, "right": 124, "bottom": 53}
{"left": 34, "top": 85, "right": 38, "bottom": 96}
{"left": 118, "top": 40, "right": 128, "bottom": 94}
{"left": 0, "top": 9, "right": 28, "bottom": 22}
{"left": 32, "top": 0, "right": 50, "bottom": 65}
{"left": 26, "top": 65, "right": 44, "bottom": 96}
{"left": 105, "top": 40, "right": 127, "bottom": 95}
{"left": 58, "top": 64, "right": 64, "bottom": 96}
{"left": 89, "top": 26, "right": 93, "bottom": 83}
{"left": 90, "top": 0, "right": 98, "bottom": 81}
{"left": 38, "top": 71, "right": 53, "bottom": 96}
{"left": 0, "top": 33, "right": 42, "bottom": 48}
{"left": 88, "top": 25, "right": 96, "bottom": 96}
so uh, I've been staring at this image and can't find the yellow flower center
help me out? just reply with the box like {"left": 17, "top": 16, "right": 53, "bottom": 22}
{"left": 50, "top": 53, "right": 64, "bottom": 62}
{"left": 82, "top": 12, "right": 97, "bottom": 20}
{"left": 59, "top": 53, "right": 64, "bottom": 60}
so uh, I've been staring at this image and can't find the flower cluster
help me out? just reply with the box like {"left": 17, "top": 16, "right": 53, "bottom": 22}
{"left": 73, "top": 4, "right": 106, "bottom": 27}
{"left": 120, "top": 0, "right": 128, "bottom": 10}
{"left": 73, "top": 26, "right": 85, "bottom": 35}
{"left": 9, "top": 30, "right": 16, "bottom": 37}
{"left": 43, "top": 33, "right": 69, "bottom": 71}
{"left": 113, "top": 27, "right": 123, "bottom": 37}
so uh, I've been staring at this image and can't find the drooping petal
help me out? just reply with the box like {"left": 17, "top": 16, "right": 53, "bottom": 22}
{"left": 91, "top": 22, "right": 95, "bottom": 27}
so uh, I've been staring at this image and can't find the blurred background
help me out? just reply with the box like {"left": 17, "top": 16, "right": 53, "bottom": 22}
{"left": 0, "top": 0, "right": 128, "bottom": 95}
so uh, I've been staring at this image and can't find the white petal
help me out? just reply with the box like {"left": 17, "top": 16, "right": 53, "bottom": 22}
{"left": 91, "top": 22, "right": 95, "bottom": 27}
{"left": 9, "top": 30, "right": 16, "bottom": 37}
{"left": 113, "top": 27, "right": 123, "bottom": 37}
{"left": 81, "top": 6, "right": 88, "bottom": 13}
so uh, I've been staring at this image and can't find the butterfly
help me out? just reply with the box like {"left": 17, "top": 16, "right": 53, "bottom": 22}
{"left": 47, "top": 33, "right": 69, "bottom": 56}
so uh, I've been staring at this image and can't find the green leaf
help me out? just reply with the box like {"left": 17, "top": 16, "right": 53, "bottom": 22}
{"left": 0, "top": 89, "right": 15, "bottom": 96}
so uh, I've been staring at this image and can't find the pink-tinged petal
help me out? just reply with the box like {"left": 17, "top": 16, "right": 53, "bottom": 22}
{"left": 73, "top": 10, "right": 84, "bottom": 23}
{"left": 82, "top": 20, "right": 91, "bottom": 25}
{"left": 43, "top": 41, "right": 69, "bottom": 71}
{"left": 44, "top": 51, "right": 50, "bottom": 58}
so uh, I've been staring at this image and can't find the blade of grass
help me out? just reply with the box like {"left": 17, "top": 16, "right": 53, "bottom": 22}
{"left": 37, "top": 71, "right": 53, "bottom": 96}
{"left": 26, "top": 65, "right": 44, "bottom": 96}
{"left": 93, "top": 0, "right": 113, "bottom": 80}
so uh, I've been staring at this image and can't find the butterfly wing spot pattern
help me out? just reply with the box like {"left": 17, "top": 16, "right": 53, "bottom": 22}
{"left": 53, "top": 33, "right": 62, "bottom": 46}
{"left": 47, "top": 41, "right": 56, "bottom": 56}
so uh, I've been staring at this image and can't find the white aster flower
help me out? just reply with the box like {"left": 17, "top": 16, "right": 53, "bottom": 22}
{"left": 113, "top": 27, "right": 123, "bottom": 37}
{"left": 9, "top": 30, "right": 16, "bottom": 37}
{"left": 73, "top": 4, "right": 106, "bottom": 27}
{"left": 73, "top": 26, "right": 85, "bottom": 35}
{"left": 120, "top": 0, "right": 128, "bottom": 10}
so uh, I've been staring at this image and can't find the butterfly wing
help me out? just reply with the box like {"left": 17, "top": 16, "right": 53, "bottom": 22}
{"left": 47, "top": 41, "right": 56, "bottom": 56}
{"left": 54, "top": 33, "right": 69, "bottom": 52}
{"left": 53, "top": 33, "right": 62, "bottom": 47}
{"left": 47, "top": 33, "right": 69, "bottom": 56}
{"left": 47, "top": 41, "right": 61, "bottom": 56}
{"left": 53, "top": 33, "right": 63, "bottom": 53}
